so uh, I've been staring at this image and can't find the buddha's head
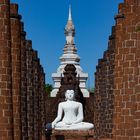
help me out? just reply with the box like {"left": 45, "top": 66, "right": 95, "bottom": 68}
{"left": 65, "top": 90, "right": 75, "bottom": 101}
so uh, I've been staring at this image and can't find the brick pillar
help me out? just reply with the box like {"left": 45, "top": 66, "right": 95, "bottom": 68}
{"left": 94, "top": 65, "right": 101, "bottom": 138}
{"left": 94, "top": 10, "right": 116, "bottom": 140}
{"left": 39, "top": 66, "right": 46, "bottom": 140}
{"left": 132, "top": 2, "right": 140, "bottom": 139}
{"left": 0, "top": 0, "right": 13, "bottom": 140}
{"left": 134, "top": 6, "right": 140, "bottom": 139}
{"left": 10, "top": 3, "right": 22, "bottom": 140}
{"left": 94, "top": 1, "right": 140, "bottom": 139}
{"left": 113, "top": 1, "right": 140, "bottom": 139}
{"left": 20, "top": 22, "right": 28, "bottom": 140}
{"left": 105, "top": 26, "right": 116, "bottom": 138}
{"left": 114, "top": 1, "right": 133, "bottom": 139}
{"left": 33, "top": 51, "right": 39, "bottom": 140}
{"left": 26, "top": 40, "right": 34, "bottom": 139}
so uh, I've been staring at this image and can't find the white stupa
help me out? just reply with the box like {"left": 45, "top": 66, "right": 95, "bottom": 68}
{"left": 51, "top": 5, "right": 90, "bottom": 97}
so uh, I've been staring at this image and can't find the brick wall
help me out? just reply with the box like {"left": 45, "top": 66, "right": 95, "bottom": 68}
{"left": 0, "top": 0, "right": 13, "bottom": 139}
{"left": 10, "top": 4, "right": 22, "bottom": 139}
{"left": 94, "top": 26, "right": 116, "bottom": 139}
{"left": 94, "top": 0, "right": 140, "bottom": 139}
{"left": 0, "top": 1, "right": 46, "bottom": 140}
{"left": 20, "top": 22, "right": 28, "bottom": 140}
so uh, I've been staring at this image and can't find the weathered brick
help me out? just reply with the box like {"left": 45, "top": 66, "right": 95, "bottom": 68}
{"left": 94, "top": 0, "right": 140, "bottom": 139}
{"left": 0, "top": 0, "right": 13, "bottom": 139}
{"left": 0, "top": 1, "right": 46, "bottom": 140}
{"left": 134, "top": 128, "right": 140, "bottom": 136}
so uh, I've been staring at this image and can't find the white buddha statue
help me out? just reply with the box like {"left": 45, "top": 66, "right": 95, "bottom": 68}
{"left": 52, "top": 90, "right": 94, "bottom": 130}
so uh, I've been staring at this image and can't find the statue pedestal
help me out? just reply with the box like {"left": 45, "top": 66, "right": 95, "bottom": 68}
{"left": 50, "top": 130, "right": 95, "bottom": 140}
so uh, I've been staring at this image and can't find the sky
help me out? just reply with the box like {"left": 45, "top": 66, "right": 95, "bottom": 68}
{"left": 11, "top": 0, "right": 123, "bottom": 89}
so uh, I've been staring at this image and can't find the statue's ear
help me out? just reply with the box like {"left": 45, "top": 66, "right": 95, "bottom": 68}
{"left": 65, "top": 91, "right": 68, "bottom": 100}
{"left": 65, "top": 97, "right": 67, "bottom": 101}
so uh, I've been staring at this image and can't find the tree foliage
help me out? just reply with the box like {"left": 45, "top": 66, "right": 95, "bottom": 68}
{"left": 45, "top": 84, "right": 53, "bottom": 96}
{"left": 88, "top": 87, "right": 95, "bottom": 94}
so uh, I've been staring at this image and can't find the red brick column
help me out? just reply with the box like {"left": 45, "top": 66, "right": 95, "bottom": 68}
{"left": 131, "top": 2, "right": 140, "bottom": 139}
{"left": 26, "top": 40, "right": 34, "bottom": 139}
{"left": 33, "top": 51, "right": 40, "bottom": 139}
{"left": 94, "top": 25, "right": 116, "bottom": 138}
{"left": 0, "top": 0, "right": 13, "bottom": 140}
{"left": 39, "top": 66, "right": 46, "bottom": 140}
{"left": 20, "top": 22, "right": 28, "bottom": 140}
{"left": 113, "top": 1, "right": 140, "bottom": 139}
{"left": 0, "top": 1, "right": 46, "bottom": 139}
{"left": 113, "top": 3, "right": 125, "bottom": 139}
{"left": 10, "top": 3, "right": 22, "bottom": 140}
{"left": 134, "top": 7, "right": 140, "bottom": 139}
{"left": 94, "top": 1, "right": 140, "bottom": 140}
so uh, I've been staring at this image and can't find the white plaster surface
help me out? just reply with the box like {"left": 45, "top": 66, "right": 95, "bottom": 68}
{"left": 52, "top": 90, "right": 94, "bottom": 130}
{"left": 51, "top": 6, "right": 89, "bottom": 97}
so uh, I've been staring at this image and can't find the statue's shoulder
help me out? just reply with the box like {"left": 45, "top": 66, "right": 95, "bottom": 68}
{"left": 59, "top": 102, "right": 66, "bottom": 106}
{"left": 75, "top": 101, "right": 82, "bottom": 106}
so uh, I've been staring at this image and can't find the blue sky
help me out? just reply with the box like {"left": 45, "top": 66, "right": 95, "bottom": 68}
{"left": 11, "top": 0, "right": 123, "bottom": 88}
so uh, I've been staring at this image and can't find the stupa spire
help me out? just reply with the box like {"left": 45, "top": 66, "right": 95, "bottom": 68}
{"left": 68, "top": 4, "right": 72, "bottom": 21}
{"left": 51, "top": 3, "right": 90, "bottom": 98}
{"left": 65, "top": 4, "right": 75, "bottom": 45}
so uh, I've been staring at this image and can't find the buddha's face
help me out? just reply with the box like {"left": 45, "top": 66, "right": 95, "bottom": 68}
{"left": 65, "top": 90, "right": 75, "bottom": 101}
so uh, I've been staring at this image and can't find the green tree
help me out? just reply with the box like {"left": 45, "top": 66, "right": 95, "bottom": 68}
{"left": 88, "top": 87, "right": 95, "bottom": 94}
{"left": 45, "top": 84, "right": 53, "bottom": 96}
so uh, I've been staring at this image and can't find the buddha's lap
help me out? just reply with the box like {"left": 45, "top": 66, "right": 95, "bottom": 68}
{"left": 55, "top": 121, "right": 93, "bottom": 128}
